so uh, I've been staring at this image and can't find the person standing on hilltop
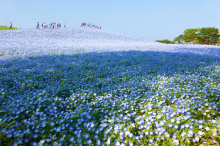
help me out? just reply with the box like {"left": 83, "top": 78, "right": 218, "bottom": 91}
{"left": 64, "top": 23, "right": 66, "bottom": 28}
{"left": 9, "top": 22, "right": 12, "bottom": 30}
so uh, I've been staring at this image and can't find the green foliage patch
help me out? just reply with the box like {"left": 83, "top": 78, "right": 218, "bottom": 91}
{"left": 0, "top": 25, "right": 18, "bottom": 30}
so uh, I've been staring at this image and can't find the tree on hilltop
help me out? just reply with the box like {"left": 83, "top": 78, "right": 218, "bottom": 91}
{"left": 155, "top": 39, "right": 175, "bottom": 44}
{"left": 173, "top": 27, "right": 220, "bottom": 45}
{"left": 183, "top": 28, "right": 199, "bottom": 44}
{"left": 197, "top": 27, "right": 219, "bottom": 45}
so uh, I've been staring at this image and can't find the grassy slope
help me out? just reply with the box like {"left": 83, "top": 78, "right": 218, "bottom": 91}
{"left": 0, "top": 25, "right": 18, "bottom": 30}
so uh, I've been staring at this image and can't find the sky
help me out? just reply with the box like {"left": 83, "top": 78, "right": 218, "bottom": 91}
{"left": 0, "top": 0, "right": 220, "bottom": 41}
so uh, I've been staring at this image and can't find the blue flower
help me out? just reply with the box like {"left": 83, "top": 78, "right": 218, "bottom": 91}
{"left": 34, "top": 129, "right": 39, "bottom": 133}
{"left": 181, "top": 125, "right": 185, "bottom": 129}
{"left": 12, "top": 142, "right": 18, "bottom": 146}
{"left": 94, "top": 135, "right": 99, "bottom": 139}
{"left": 60, "top": 119, "right": 64, "bottom": 123}
{"left": 69, "top": 126, "right": 73, "bottom": 131}
{"left": 60, "top": 136, "right": 65, "bottom": 141}
{"left": 145, "top": 130, "right": 149, "bottom": 136}
{"left": 17, "top": 139, "right": 22, "bottom": 144}
{"left": 87, "top": 139, "right": 92, "bottom": 144}
{"left": 69, "top": 137, "right": 75, "bottom": 142}
{"left": 33, "top": 134, "right": 38, "bottom": 139}
{"left": 199, "top": 125, "right": 203, "bottom": 129}
{"left": 174, "top": 125, "right": 178, "bottom": 129}
{"left": 84, "top": 133, "right": 90, "bottom": 139}
{"left": 185, "top": 124, "right": 189, "bottom": 128}
{"left": 24, "top": 138, "right": 29, "bottom": 143}
{"left": 149, "top": 139, "right": 153, "bottom": 143}
{"left": 53, "top": 106, "right": 58, "bottom": 110}
{"left": 212, "top": 120, "right": 217, "bottom": 125}
{"left": 6, "top": 133, "right": 12, "bottom": 138}
{"left": 96, "top": 139, "right": 101, "bottom": 145}
{"left": 50, "top": 122, "right": 55, "bottom": 127}
{"left": 32, "top": 142, "right": 38, "bottom": 146}
{"left": 56, "top": 127, "right": 61, "bottom": 132}
{"left": 42, "top": 121, "right": 47, "bottom": 127}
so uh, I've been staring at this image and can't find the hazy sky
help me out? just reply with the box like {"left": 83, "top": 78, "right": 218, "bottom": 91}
{"left": 0, "top": 0, "right": 220, "bottom": 41}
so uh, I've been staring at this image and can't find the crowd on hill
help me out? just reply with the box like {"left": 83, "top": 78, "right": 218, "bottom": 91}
{"left": 5, "top": 22, "right": 101, "bottom": 30}
{"left": 36, "top": 22, "right": 66, "bottom": 29}
{"left": 81, "top": 22, "right": 101, "bottom": 29}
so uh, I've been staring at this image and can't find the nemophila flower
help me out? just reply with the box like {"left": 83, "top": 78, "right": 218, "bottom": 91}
{"left": 56, "top": 127, "right": 61, "bottom": 132}
{"left": 195, "top": 136, "right": 200, "bottom": 142}
{"left": 60, "top": 134, "right": 66, "bottom": 141}
{"left": 50, "top": 122, "right": 55, "bottom": 127}
{"left": 24, "top": 138, "right": 29, "bottom": 143}
{"left": 212, "top": 119, "right": 217, "bottom": 125}
{"left": 181, "top": 125, "right": 185, "bottom": 129}
{"left": 125, "top": 130, "right": 130, "bottom": 135}
{"left": 173, "top": 139, "right": 179, "bottom": 145}
{"left": 135, "top": 136, "right": 139, "bottom": 140}
{"left": 69, "top": 137, "right": 75, "bottom": 142}
{"left": 32, "top": 142, "right": 38, "bottom": 146}
{"left": 77, "top": 138, "right": 82, "bottom": 143}
{"left": 212, "top": 139, "right": 217, "bottom": 144}
{"left": 6, "top": 133, "right": 12, "bottom": 138}
{"left": 198, "top": 131, "right": 205, "bottom": 137}
{"left": 87, "top": 139, "right": 92, "bottom": 144}
{"left": 145, "top": 131, "right": 149, "bottom": 135}
{"left": 199, "top": 125, "right": 203, "bottom": 129}
{"left": 185, "top": 124, "right": 189, "bottom": 128}
{"left": 149, "top": 139, "right": 153, "bottom": 143}
{"left": 93, "top": 135, "right": 99, "bottom": 139}
{"left": 107, "top": 137, "right": 111, "bottom": 145}
{"left": 39, "top": 139, "right": 45, "bottom": 146}
{"left": 33, "top": 134, "right": 38, "bottom": 139}
{"left": 115, "top": 141, "right": 120, "bottom": 146}
{"left": 164, "top": 132, "right": 170, "bottom": 138}
{"left": 187, "top": 130, "right": 194, "bottom": 137}
{"left": 97, "top": 139, "right": 101, "bottom": 145}
{"left": 212, "top": 132, "right": 217, "bottom": 137}
{"left": 34, "top": 129, "right": 39, "bottom": 133}
{"left": 172, "top": 133, "right": 177, "bottom": 139}
{"left": 129, "top": 133, "right": 133, "bottom": 138}
{"left": 17, "top": 139, "right": 22, "bottom": 144}
{"left": 12, "top": 142, "right": 18, "bottom": 146}
{"left": 181, "top": 132, "right": 186, "bottom": 137}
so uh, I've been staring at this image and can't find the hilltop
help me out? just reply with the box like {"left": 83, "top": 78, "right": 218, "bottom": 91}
{"left": 0, "top": 27, "right": 220, "bottom": 60}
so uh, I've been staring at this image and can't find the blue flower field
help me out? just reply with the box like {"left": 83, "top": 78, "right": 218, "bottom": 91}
{"left": 0, "top": 27, "right": 220, "bottom": 146}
